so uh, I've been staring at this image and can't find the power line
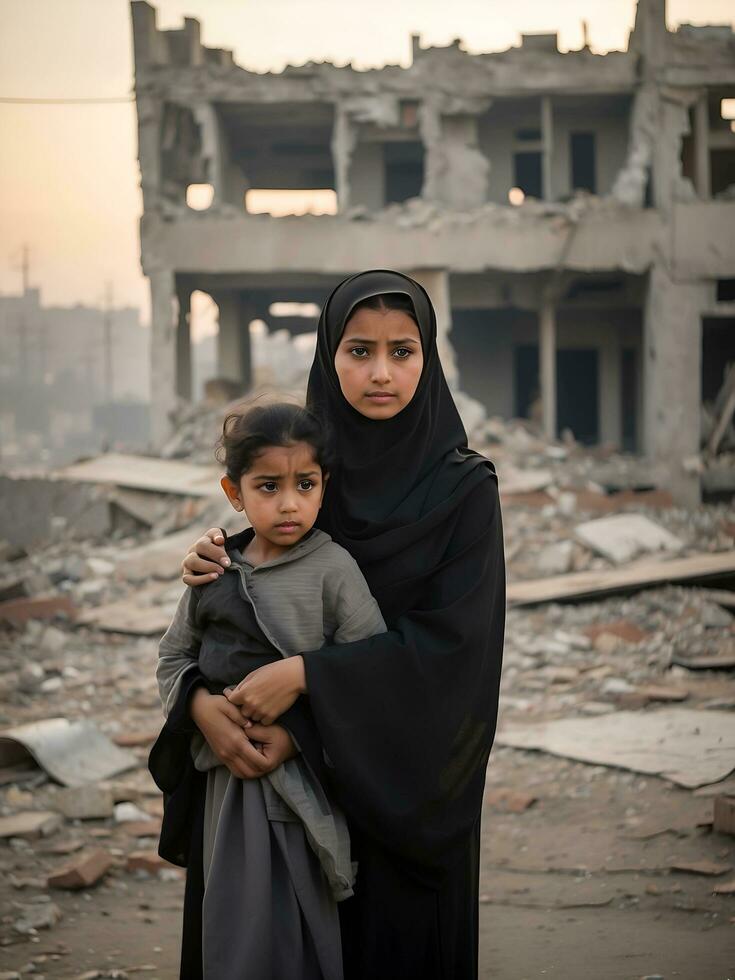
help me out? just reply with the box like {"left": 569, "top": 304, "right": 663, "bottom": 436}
{"left": 0, "top": 96, "right": 133, "bottom": 105}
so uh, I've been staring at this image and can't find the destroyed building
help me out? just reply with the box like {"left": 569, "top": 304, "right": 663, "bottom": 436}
{"left": 130, "top": 0, "right": 735, "bottom": 504}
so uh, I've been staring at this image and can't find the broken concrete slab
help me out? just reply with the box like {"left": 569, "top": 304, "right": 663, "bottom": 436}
{"left": 0, "top": 475, "right": 115, "bottom": 548}
{"left": 115, "top": 526, "right": 205, "bottom": 582}
{"left": 499, "top": 467, "right": 554, "bottom": 496}
{"left": 506, "top": 551, "right": 735, "bottom": 607}
{"left": 574, "top": 514, "right": 684, "bottom": 565}
{"left": 47, "top": 848, "right": 114, "bottom": 890}
{"left": 713, "top": 878, "right": 735, "bottom": 894}
{"left": 77, "top": 598, "right": 174, "bottom": 636}
{"left": 0, "top": 719, "right": 137, "bottom": 787}
{"left": 496, "top": 709, "right": 735, "bottom": 789}
{"left": 56, "top": 452, "right": 220, "bottom": 498}
{"left": 0, "top": 811, "right": 62, "bottom": 840}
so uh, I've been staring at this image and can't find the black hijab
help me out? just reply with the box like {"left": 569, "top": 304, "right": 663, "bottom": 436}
{"left": 304, "top": 270, "right": 505, "bottom": 888}
{"left": 307, "top": 269, "right": 490, "bottom": 565}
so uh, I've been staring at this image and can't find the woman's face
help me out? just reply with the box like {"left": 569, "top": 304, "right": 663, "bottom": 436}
{"left": 334, "top": 307, "right": 424, "bottom": 420}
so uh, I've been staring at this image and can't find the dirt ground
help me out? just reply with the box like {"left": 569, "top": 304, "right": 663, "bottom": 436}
{"left": 2, "top": 439, "right": 735, "bottom": 979}
{"left": 1, "top": 744, "right": 733, "bottom": 979}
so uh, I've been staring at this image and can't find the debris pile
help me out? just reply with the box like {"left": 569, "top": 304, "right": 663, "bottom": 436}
{"left": 0, "top": 412, "right": 733, "bottom": 970}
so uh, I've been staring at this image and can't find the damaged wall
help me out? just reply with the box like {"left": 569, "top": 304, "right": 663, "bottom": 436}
{"left": 131, "top": 0, "right": 735, "bottom": 504}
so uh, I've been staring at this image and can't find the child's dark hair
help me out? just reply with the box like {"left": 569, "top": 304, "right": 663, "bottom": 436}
{"left": 346, "top": 292, "right": 419, "bottom": 328}
{"left": 215, "top": 402, "right": 335, "bottom": 484}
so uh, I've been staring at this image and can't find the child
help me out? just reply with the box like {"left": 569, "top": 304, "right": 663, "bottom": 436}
{"left": 154, "top": 402, "right": 386, "bottom": 980}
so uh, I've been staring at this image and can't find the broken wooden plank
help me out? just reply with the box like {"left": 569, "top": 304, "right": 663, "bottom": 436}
{"left": 672, "top": 653, "right": 735, "bottom": 671}
{"left": 506, "top": 550, "right": 735, "bottom": 607}
{"left": 0, "top": 595, "right": 77, "bottom": 626}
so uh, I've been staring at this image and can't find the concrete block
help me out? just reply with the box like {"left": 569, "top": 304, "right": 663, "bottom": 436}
{"left": 52, "top": 784, "right": 115, "bottom": 820}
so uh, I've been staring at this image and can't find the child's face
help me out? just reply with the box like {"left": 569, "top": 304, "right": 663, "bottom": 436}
{"left": 221, "top": 442, "right": 326, "bottom": 551}
{"left": 334, "top": 307, "right": 423, "bottom": 420}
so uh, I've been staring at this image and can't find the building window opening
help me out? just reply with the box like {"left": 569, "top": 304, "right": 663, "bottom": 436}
{"left": 269, "top": 302, "right": 321, "bottom": 318}
{"left": 717, "top": 279, "right": 735, "bottom": 302}
{"left": 711, "top": 93, "right": 735, "bottom": 197}
{"left": 570, "top": 132, "right": 596, "bottom": 193}
{"left": 245, "top": 189, "right": 337, "bottom": 216}
{"left": 187, "top": 183, "right": 214, "bottom": 210}
{"left": 384, "top": 141, "right": 424, "bottom": 203}
{"left": 513, "top": 151, "right": 542, "bottom": 199}
{"left": 516, "top": 128, "right": 541, "bottom": 142}
{"left": 722, "top": 99, "right": 735, "bottom": 132}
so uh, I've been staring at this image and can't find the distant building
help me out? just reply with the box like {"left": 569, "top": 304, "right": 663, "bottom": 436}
{"left": 0, "top": 287, "right": 150, "bottom": 465}
{"left": 131, "top": 0, "right": 735, "bottom": 503}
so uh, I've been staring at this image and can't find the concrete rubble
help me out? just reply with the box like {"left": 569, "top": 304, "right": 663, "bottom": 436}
{"left": 0, "top": 405, "right": 732, "bottom": 973}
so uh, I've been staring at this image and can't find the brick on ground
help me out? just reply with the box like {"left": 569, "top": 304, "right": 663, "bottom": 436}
{"left": 713, "top": 796, "right": 735, "bottom": 836}
{"left": 47, "top": 848, "right": 113, "bottom": 889}
{"left": 126, "top": 850, "right": 178, "bottom": 874}
{"left": 0, "top": 811, "right": 62, "bottom": 840}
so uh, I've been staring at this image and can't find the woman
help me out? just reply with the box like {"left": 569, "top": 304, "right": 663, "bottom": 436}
{"left": 176, "top": 270, "right": 505, "bottom": 979}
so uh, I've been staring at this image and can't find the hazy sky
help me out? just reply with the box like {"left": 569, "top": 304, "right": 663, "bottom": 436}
{"left": 1, "top": 0, "right": 733, "bottom": 324}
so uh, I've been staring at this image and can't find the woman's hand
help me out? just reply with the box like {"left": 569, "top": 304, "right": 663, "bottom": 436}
{"left": 190, "top": 688, "right": 271, "bottom": 780}
{"left": 182, "top": 528, "right": 231, "bottom": 587}
{"left": 226, "top": 657, "right": 306, "bottom": 725}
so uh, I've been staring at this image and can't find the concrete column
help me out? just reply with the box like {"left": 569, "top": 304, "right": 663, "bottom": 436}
{"left": 214, "top": 292, "right": 252, "bottom": 391}
{"left": 175, "top": 283, "right": 192, "bottom": 401}
{"left": 239, "top": 298, "right": 254, "bottom": 392}
{"left": 539, "top": 297, "right": 557, "bottom": 441}
{"left": 541, "top": 96, "right": 553, "bottom": 202}
{"left": 149, "top": 268, "right": 178, "bottom": 447}
{"left": 135, "top": 94, "right": 163, "bottom": 210}
{"left": 408, "top": 268, "right": 458, "bottom": 386}
{"left": 599, "top": 331, "right": 622, "bottom": 447}
{"left": 331, "top": 107, "right": 357, "bottom": 212}
{"left": 693, "top": 94, "right": 711, "bottom": 201}
{"left": 643, "top": 264, "right": 705, "bottom": 505}
{"left": 215, "top": 292, "right": 243, "bottom": 383}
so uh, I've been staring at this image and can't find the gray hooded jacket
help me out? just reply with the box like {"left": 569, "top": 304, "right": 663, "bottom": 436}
{"left": 156, "top": 527, "right": 386, "bottom": 900}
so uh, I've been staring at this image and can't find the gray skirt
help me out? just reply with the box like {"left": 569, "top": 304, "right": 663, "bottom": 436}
{"left": 201, "top": 767, "right": 343, "bottom": 980}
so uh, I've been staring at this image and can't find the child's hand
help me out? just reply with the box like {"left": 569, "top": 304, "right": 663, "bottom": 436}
{"left": 226, "top": 657, "right": 306, "bottom": 725}
{"left": 244, "top": 723, "right": 298, "bottom": 767}
{"left": 190, "top": 689, "right": 271, "bottom": 779}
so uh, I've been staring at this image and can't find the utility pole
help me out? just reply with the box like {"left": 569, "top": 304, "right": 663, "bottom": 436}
{"left": 16, "top": 244, "right": 30, "bottom": 380}
{"left": 103, "top": 281, "right": 114, "bottom": 402}
{"left": 21, "top": 244, "right": 29, "bottom": 294}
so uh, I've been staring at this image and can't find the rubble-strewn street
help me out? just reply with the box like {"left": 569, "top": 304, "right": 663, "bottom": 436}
{"left": 0, "top": 412, "right": 734, "bottom": 978}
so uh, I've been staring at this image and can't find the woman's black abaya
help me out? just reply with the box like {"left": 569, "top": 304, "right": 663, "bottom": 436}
{"left": 160, "top": 270, "right": 505, "bottom": 980}
{"left": 304, "top": 271, "right": 505, "bottom": 979}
